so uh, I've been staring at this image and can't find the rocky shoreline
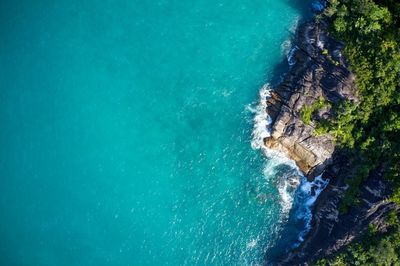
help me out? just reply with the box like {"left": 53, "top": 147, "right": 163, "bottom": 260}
{"left": 263, "top": 15, "right": 399, "bottom": 265}
{"left": 264, "top": 19, "right": 356, "bottom": 180}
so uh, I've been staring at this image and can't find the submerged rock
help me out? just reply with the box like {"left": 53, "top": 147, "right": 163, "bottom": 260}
{"left": 282, "top": 152, "right": 398, "bottom": 265}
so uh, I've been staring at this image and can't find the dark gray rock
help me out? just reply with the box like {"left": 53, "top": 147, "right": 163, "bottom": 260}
{"left": 265, "top": 21, "right": 356, "bottom": 179}
{"left": 263, "top": 19, "right": 399, "bottom": 265}
{"left": 282, "top": 152, "right": 398, "bottom": 265}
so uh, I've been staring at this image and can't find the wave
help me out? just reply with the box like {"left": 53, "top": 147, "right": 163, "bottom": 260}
{"left": 250, "top": 85, "right": 272, "bottom": 150}
{"left": 295, "top": 173, "right": 329, "bottom": 244}
{"left": 250, "top": 83, "right": 329, "bottom": 245}
{"left": 250, "top": 84, "right": 302, "bottom": 214}
{"left": 287, "top": 46, "right": 299, "bottom": 67}
{"left": 261, "top": 148, "right": 302, "bottom": 215}
{"left": 281, "top": 17, "right": 300, "bottom": 67}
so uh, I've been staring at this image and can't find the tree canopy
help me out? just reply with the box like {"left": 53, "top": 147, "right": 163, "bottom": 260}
{"left": 314, "top": 0, "right": 400, "bottom": 264}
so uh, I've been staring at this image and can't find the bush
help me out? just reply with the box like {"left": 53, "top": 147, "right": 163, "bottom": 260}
{"left": 300, "top": 97, "right": 330, "bottom": 125}
{"left": 314, "top": 0, "right": 400, "bottom": 262}
{"left": 319, "top": 0, "right": 400, "bottom": 209}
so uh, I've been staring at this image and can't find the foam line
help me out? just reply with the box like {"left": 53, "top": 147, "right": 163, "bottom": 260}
{"left": 250, "top": 83, "right": 330, "bottom": 244}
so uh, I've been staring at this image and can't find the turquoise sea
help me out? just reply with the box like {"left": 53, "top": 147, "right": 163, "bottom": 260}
{"left": 0, "top": 0, "right": 312, "bottom": 265}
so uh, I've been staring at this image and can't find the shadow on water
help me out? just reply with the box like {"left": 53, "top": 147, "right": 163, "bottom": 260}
{"left": 268, "top": 0, "right": 314, "bottom": 87}
{"left": 265, "top": 191, "right": 312, "bottom": 263}
{"left": 259, "top": 0, "right": 319, "bottom": 264}
{"left": 285, "top": 0, "right": 315, "bottom": 18}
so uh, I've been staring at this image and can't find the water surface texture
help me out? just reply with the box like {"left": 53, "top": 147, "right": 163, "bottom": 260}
{"left": 1, "top": 0, "right": 310, "bottom": 265}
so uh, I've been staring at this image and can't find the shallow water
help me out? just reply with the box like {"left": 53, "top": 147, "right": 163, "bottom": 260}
{"left": 0, "top": 0, "right": 311, "bottom": 265}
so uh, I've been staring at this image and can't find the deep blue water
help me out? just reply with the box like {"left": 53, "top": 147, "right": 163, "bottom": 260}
{"left": 0, "top": 1, "right": 311, "bottom": 265}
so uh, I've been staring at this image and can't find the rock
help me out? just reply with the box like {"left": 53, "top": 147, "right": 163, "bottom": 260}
{"left": 265, "top": 21, "right": 356, "bottom": 179}
{"left": 282, "top": 152, "right": 398, "bottom": 265}
{"left": 265, "top": 19, "right": 399, "bottom": 265}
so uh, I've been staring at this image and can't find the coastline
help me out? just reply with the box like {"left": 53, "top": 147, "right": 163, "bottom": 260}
{"left": 258, "top": 3, "right": 399, "bottom": 264}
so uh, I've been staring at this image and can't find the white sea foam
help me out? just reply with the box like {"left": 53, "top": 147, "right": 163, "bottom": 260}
{"left": 250, "top": 84, "right": 302, "bottom": 214}
{"left": 281, "top": 39, "right": 292, "bottom": 58}
{"left": 282, "top": 18, "right": 300, "bottom": 67}
{"left": 250, "top": 84, "right": 272, "bottom": 150}
{"left": 289, "top": 16, "right": 300, "bottom": 34}
{"left": 287, "top": 46, "right": 298, "bottom": 67}
{"left": 317, "top": 40, "right": 324, "bottom": 50}
{"left": 250, "top": 83, "right": 330, "bottom": 244}
{"left": 261, "top": 149, "right": 303, "bottom": 214}
{"left": 246, "top": 239, "right": 257, "bottom": 249}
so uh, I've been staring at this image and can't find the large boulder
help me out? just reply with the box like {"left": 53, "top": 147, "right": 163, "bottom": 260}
{"left": 264, "top": 21, "right": 356, "bottom": 179}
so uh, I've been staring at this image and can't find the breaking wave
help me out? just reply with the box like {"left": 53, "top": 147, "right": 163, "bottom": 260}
{"left": 250, "top": 85, "right": 272, "bottom": 150}
{"left": 249, "top": 83, "right": 329, "bottom": 245}
{"left": 294, "top": 173, "right": 329, "bottom": 244}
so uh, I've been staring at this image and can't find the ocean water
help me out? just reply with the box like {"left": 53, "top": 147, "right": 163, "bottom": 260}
{"left": 0, "top": 0, "right": 312, "bottom": 265}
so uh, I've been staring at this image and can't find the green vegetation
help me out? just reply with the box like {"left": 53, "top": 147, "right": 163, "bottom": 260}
{"left": 321, "top": 48, "right": 340, "bottom": 65}
{"left": 316, "top": 214, "right": 400, "bottom": 265}
{"left": 312, "top": 0, "right": 400, "bottom": 264}
{"left": 319, "top": 0, "right": 400, "bottom": 208}
{"left": 300, "top": 97, "right": 331, "bottom": 125}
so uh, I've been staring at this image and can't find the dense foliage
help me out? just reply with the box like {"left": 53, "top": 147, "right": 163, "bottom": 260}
{"left": 313, "top": 0, "right": 400, "bottom": 264}
{"left": 316, "top": 211, "right": 400, "bottom": 265}
{"left": 319, "top": 0, "right": 400, "bottom": 209}
{"left": 301, "top": 97, "right": 331, "bottom": 125}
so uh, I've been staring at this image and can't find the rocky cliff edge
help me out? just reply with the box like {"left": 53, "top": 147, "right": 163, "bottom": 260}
{"left": 264, "top": 20, "right": 398, "bottom": 265}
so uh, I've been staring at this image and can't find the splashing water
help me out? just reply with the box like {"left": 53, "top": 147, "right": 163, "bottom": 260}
{"left": 0, "top": 0, "right": 317, "bottom": 265}
{"left": 250, "top": 85, "right": 273, "bottom": 150}
{"left": 250, "top": 83, "right": 330, "bottom": 248}
{"left": 250, "top": 85, "right": 302, "bottom": 214}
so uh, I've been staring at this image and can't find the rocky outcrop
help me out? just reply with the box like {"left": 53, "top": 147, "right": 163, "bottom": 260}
{"left": 264, "top": 19, "right": 399, "bottom": 265}
{"left": 265, "top": 21, "right": 356, "bottom": 179}
{"left": 281, "top": 150, "right": 398, "bottom": 264}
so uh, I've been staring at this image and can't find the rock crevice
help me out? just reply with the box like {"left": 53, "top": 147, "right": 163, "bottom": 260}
{"left": 263, "top": 20, "right": 398, "bottom": 265}
{"left": 265, "top": 21, "right": 356, "bottom": 179}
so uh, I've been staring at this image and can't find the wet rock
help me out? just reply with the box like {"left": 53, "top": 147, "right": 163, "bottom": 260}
{"left": 266, "top": 19, "right": 399, "bottom": 265}
{"left": 265, "top": 21, "right": 356, "bottom": 179}
{"left": 282, "top": 152, "right": 398, "bottom": 265}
